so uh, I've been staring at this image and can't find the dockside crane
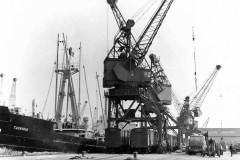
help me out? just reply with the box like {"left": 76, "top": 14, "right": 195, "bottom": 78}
{"left": 177, "top": 65, "right": 221, "bottom": 148}
{"left": 190, "top": 65, "right": 221, "bottom": 117}
{"left": 104, "top": 0, "right": 176, "bottom": 152}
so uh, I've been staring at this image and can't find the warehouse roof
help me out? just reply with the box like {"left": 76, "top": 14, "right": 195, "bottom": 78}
{"left": 198, "top": 128, "right": 240, "bottom": 137}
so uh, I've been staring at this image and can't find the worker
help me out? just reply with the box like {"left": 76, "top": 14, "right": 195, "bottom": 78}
{"left": 162, "top": 140, "right": 167, "bottom": 153}
{"left": 229, "top": 144, "right": 233, "bottom": 157}
{"left": 166, "top": 141, "right": 171, "bottom": 153}
{"left": 220, "top": 137, "right": 224, "bottom": 155}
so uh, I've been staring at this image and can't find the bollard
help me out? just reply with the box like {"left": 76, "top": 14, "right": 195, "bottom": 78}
{"left": 133, "top": 152, "right": 138, "bottom": 159}
{"left": 82, "top": 151, "right": 86, "bottom": 157}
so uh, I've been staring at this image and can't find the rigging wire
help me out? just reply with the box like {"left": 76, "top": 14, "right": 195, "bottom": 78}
{"left": 106, "top": 2, "right": 109, "bottom": 52}
{"left": 42, "top": 65, "right": 55, "bottom": 114}
{"left": 83, "top": 65, "right": 94, "bottom": 129}
{"left": 131, "top": 0, "right": 158, "bottom": 23}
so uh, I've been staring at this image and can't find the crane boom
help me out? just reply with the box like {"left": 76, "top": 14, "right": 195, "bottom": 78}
{"left": 149, "top": 53, "right": 171, "bottom": 104}
{"left": 107, "top": 0, "right": 126, "bottom": 30}
{"left": 132, "top": 0, "right": 174, "bottom": 67}
{"left": 171, "top": 89, "right": 181, "bottom": 115}
{"left": 190, "top": 65, "right": 221, "bottom": 117}
{"left": 106, "top": 0, "right": 137, "bottom": 59}
{"left": 201, "top": 117, "right": 210, "bottom": 128}
{"left": 83, "top": 65, "right": 94, "bottom": 128}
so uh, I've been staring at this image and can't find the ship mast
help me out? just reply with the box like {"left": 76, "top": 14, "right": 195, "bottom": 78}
{"left": 55, "top": 34, "right": 80, "bottom": 129}
{"left": 0, "top": 73, "right": 4, "bottom": 105}
{"left": 9, "top": 78, "right": 17, "bottom": 109}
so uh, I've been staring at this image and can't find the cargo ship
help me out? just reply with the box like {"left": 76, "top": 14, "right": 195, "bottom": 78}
{"left": 0, "top": 34, "right": 105, "bottom": 153}
{"left": 0, "top": 105, "right": 105, "bottom": 152}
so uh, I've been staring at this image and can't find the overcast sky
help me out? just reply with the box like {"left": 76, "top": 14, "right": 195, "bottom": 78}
{"left": 0, "top": 0, "right": 239, "bottom": 128}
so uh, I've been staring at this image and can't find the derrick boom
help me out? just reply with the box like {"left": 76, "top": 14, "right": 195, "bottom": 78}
{"left": 176, "top": 65, "right": 221, "bottom": 148}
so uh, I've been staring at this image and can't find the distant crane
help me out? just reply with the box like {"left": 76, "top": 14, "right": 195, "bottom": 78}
{"left": 176, "top": 65, "right": 221, "bottom": 147}
{"left": 190, "top": 65, "right": 221, "bottom": 117}
{"left": 9, "top": 78, "right": 17, "bottom": 108}
{"left": 176, "top": 65, "right": 221, "bottom": 121}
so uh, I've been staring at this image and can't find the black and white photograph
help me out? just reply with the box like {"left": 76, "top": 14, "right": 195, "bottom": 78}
{"left": 0, "top": 0, "right": 239, "bottom": 159}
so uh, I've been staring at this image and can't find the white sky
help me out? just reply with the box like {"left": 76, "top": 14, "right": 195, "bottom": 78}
{"left": 0, "top": 0, "right": 239, "bottom": 128}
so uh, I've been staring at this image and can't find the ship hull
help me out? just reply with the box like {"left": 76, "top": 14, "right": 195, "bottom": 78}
{"left": 0, "top": 106, "right": 104, "bottom": 153}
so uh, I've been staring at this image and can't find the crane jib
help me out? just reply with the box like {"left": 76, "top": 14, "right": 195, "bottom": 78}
{"left": 133, "top": 0, "right": 175, "bottom": 67}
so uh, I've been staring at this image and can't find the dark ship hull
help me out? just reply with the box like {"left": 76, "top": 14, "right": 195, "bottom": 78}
{"left": 0, "top": 105, "right": 104, "bottom": 153}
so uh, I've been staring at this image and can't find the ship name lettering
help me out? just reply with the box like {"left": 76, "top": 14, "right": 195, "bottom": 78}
{"left": 13, "top": 126, "right": 29, "bottom": 132}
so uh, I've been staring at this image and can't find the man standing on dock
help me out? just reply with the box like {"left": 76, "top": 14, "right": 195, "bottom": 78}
{"left": 229, "top": 144, "right": 233, "bottom": 157}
